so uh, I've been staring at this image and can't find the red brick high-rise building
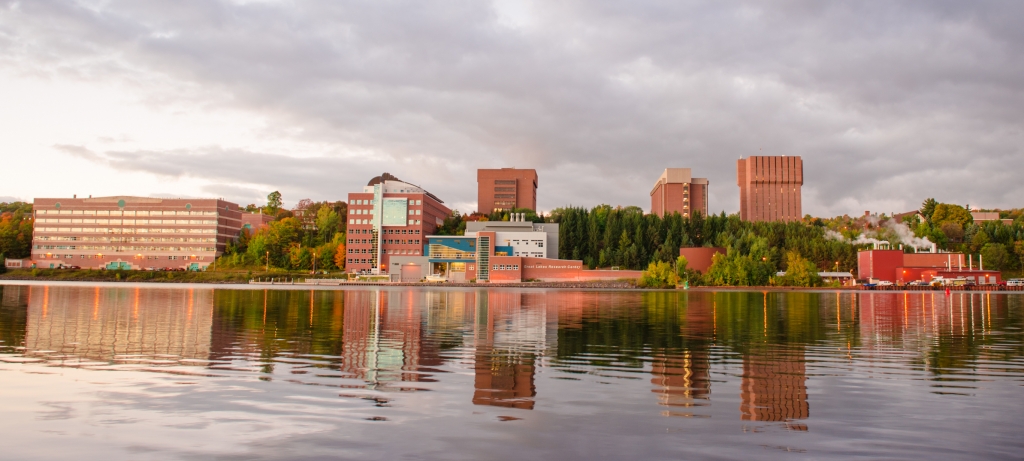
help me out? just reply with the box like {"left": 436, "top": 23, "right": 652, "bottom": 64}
{"left": 737, "top": 156, "right": 803, "bottom": 222}
{"left": 477, "top": 168, "right": 538, "bottom": 213}
{"left": 650, "top": 168, "right": 709, "bottom": 218}
{"left": 346, "top": 173, "right": 450, "bottom": 274}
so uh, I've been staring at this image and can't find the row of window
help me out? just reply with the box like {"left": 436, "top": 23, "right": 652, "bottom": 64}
{"left": 35, "top": 227, "right": 218, "bottom": 234}
{"left": 36, "top": 246, "right": 216, "bottom": 252}
{"left": 37, "top": 236, "right": 215, "bottom": 243}
{"left": 38, "top": 210, "right": 218, "bottom": 216}
{"left": 349, "top": 219, "right": 422, "bottom": 225}
{"left": 350, "top": 199, "right": 425, "bottom": 206}
{"left": 349, "top": 208, "right": 423, "bottom": 216}
{"left": 37, "top": 254, "right": 205, "bottom": 260}
{"left": 493, "top": 264, "right": 520, "bottom": 271}
{"left": 37, "top": 218, "right": 217, "bottom": 225}
{"left": 507, "top": 239, "right": 544, "bottom": 247}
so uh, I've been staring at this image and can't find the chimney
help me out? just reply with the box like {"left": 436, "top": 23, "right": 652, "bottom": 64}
{"left": 73, "top": 194, "right": 77, "bottom": 199}
{"left": 864, "top": 211, "right": 870, "bottom": 216}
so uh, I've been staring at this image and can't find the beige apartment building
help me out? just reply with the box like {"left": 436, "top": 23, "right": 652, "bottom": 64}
{"left": 31, "top": 196, "right": 248, "bottom": 270}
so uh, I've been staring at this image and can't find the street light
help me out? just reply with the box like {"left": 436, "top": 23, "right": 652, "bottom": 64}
{"left": 266, "top": 251, "right": 270, "bottom": 273}
{"left": 312, "top": 252, "right": 318, "bottom": 274}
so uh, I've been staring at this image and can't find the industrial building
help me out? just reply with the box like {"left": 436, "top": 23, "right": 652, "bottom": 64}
{"left": 857, "top": 249, "right": 1002, "bottom": 285}
{"left": 477, "top": 168, "right": 538, "bottom": 213}
{"left": 737, "top": 156, "right": 803, "bottom": 222}
{"left": 650, "top": 168, "right": 709, "bottom": 218}
{"left": 345, "top": 173, "right": 451, "bottom": 274}
{"left": 30, "top": 196, "right": 251, "bottom": 270}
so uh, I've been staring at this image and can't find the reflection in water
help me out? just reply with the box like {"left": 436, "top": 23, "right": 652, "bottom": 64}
{"left": 740, "top": 348, "right": 808, "bottom": 430}
{"left": 473, "top": 292, "right": 542, "bottom": 410}
{"left": 1, "top": 285, "right": 1023, "bottom": 443}
{"left": 23, "top": 286, "right": 213, "bottom": 363}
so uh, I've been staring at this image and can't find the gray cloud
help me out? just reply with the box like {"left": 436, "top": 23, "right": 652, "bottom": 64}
{"left": 7, "top": 1, "right": 1024, "bottom": 215}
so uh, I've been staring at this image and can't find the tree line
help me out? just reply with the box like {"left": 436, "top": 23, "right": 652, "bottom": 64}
{"left": 550, "top": 205, "right": 859, "bottom": 285}
{"left": 217, "top": 192, "right": 348, "bottom": 272}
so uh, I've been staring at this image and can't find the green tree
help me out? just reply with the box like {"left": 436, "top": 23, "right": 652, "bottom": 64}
{"left": 1015, "top": 242, "right": 1024, "bottom": 273}
{"left": 921, "top": 198, "right": 938, "bottom": 222}
{"left": 776, "top": 251, "right": 823, "bottom": 287}
{"left": 315, "top": 206, "right": 341, "bottom": 245}
{"left": 931, "top": 203, "right": 973, "bottom": 228}
{"left": 266, "top": 191, "right": 283, "bottom": 215}
{"left": 980, "top": 243, "right": 1009, "bottom": 271}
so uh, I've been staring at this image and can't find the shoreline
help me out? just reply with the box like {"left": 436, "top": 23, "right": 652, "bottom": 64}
{"left": 4, "top": 279, "right": 1020, "bottom": 294}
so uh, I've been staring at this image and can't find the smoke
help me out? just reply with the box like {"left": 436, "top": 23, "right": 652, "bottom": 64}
{"left": 826, "top": 219, "right": 935, "bottom": 251}
{"left": 824, "top": 229, "right": 846, "bottom": 241}
{"left": 883, "top": 219, "right": 935, "bottom": 251}
{"left": 852, "top": 234, "right": 887, "bottom": 246}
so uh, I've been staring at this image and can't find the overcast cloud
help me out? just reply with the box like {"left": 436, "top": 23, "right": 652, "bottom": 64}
{"left": 1, "top": 0, "right": 1022, "bottom": 215}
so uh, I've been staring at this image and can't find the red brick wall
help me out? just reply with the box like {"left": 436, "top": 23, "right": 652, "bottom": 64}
{"left": 489, "top": 255, "right": 523, "bottom": 282}
{"left": 679, "top": 247, "right": 725, "bottom": 273}
{"left": 521, "top": 257, "right": 583, "bottom": 281}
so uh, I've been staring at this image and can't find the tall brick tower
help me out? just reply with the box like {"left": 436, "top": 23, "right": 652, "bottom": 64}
{"left": 737, "top": 156, "right": 803, "bottom": 222}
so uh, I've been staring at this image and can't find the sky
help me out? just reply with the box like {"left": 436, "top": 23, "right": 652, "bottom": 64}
{"left": 1, "top": 0, "right": 1022, "bottom": 217}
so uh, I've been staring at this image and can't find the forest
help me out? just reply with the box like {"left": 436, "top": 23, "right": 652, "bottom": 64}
{"left": 547, "top": 199, "right": 1024, "bottom": 286}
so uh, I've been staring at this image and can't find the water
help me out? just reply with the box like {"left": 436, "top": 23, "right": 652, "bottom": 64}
{"left": 0, "top": 284, "right": 1022, "bottom": 460}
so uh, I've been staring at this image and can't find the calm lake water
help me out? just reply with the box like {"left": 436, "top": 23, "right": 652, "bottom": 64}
{"left": 1, "top": 284, "right": 1022, "bottom": 460}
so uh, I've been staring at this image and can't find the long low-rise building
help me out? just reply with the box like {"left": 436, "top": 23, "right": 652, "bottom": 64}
{"left": 30, "top": 196, "right": 252, "bottom": 270}
{"left": 857, "top": 249, "right": 1002, "bottom": 285}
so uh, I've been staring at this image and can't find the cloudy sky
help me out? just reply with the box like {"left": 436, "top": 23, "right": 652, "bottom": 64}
{"left": 1, "top": 1, "right": 1021, "bottom": 216}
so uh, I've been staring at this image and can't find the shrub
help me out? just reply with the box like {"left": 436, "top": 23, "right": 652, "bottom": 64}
{"left": 638, "top": 261, "right": 680, "bottom": 288}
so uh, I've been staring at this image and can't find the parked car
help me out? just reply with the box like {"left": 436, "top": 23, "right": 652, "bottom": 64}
{"left": 876, "top": 281, "right": 894, "bottom": 287}
{"left": 1007, "top": 279, "right": 1024, "bottom": 287}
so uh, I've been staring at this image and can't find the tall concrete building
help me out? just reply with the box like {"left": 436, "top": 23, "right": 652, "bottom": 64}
{"left": 31, "top": 196, "right": 248, "bottom": 270}
{"left": 650, "top": 168, "right": 709, "bottom": 218}
{"left": 477, "top": 168, "right": 538, "bottom": 213}
{"left": 737, "top": 156, "right": 803, "bottom": 222}
{"left": 345, "top": 173, "right": 450, "bottom": 274}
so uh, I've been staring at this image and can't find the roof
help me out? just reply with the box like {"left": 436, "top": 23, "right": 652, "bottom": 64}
{"left": 366, "top": 172, "right": 443, "bottom": 203}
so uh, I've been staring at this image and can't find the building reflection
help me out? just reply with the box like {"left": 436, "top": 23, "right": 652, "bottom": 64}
{"left": 345, "top": 289, "right": 444, "bottom": 385}
{"left": 22, "top": 285, "right": 213, "bottom": 362}
{"left": 650, "top": 293, "right": 715, "bottom": 416}
{"left": 650, "top": 350, "right": 711, "bottom": 413}
{"left": 740, "top": 348, "right": 808, "bottom": 430}
{"left": 472, "top": 290, "right": 546, "bottom": 410}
